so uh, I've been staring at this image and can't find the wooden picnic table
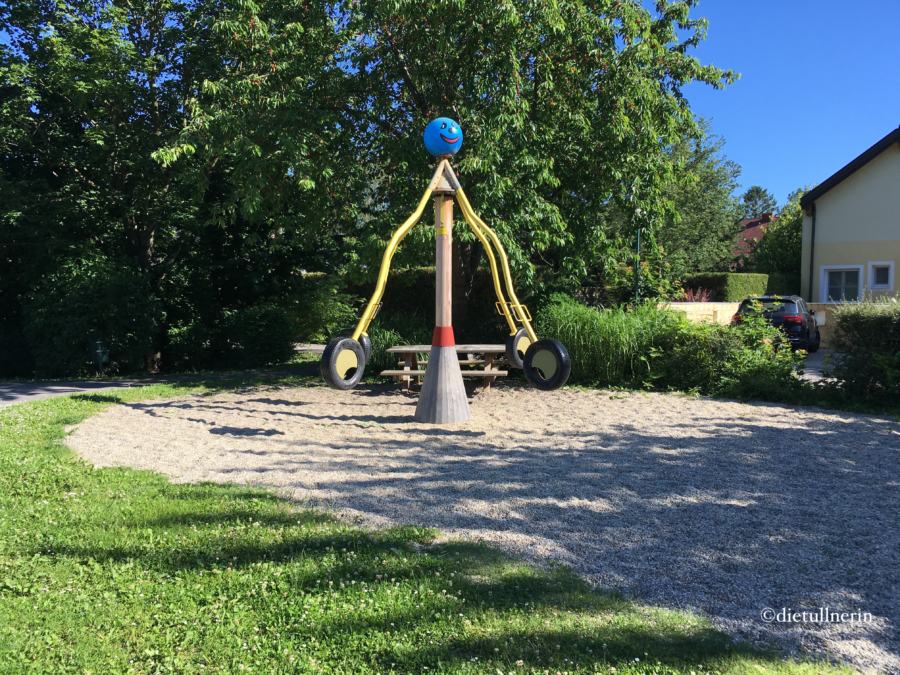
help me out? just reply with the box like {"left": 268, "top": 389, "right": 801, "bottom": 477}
{"left": 382, "top": 344, "right": 508, "bottom": 390}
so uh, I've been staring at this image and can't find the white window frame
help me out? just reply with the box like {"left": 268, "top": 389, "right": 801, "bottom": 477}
{"left": 819, "top": 264, "right": 864, "bottom": 303}
{"left": 867, "top": 260, "right": 895, "bottom": 292}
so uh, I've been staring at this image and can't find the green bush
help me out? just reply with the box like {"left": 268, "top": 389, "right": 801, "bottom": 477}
{"left": 765, "top": 272, "right": 801, "bottom": 296}
{"left": 680, "top": 309, "right": 802, "bottom": 399}
{"left": 366, "top": 311, "right": 432, "bottom": 374}
{"left": 164, "top": 321, "right": 215, "bottom": 371}
{"left": 294, "top": 273, "right": 359, "bottom": 344}
{"left": 24, "top": 257, "right": 160, "bottom": 376}
{"left": 0, "top": 323, "right": 34, "bottom": 377}
{"left": 164, "top": 303, "right": 302, "bottom": 371}
{"left": 830, "top": 300, "right": 900, "bottom": 400}
{"left": 537, "top": 294, "right": 803, "bottom": 398}
{"left": 218, "top": 304, "right": 301, "bottom": 368}
{"left": 348, "top": 267, "right": 505, "bottom": 345}
{"left": 683, "top": 273, "right": 769, "bottom": 301}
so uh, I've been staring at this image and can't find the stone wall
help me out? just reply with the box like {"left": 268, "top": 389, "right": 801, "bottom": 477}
{"left": 663, "top": 302, "right": 740, "bottom": 325}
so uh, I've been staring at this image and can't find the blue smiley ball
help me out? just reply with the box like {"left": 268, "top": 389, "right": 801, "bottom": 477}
{"left": 423, "top": 117, "right": 463, "bottom": 156}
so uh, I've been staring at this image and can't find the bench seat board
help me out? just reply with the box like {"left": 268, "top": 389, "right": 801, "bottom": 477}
{"left": 380, "top": 369, "right": 507, "bottom": 377}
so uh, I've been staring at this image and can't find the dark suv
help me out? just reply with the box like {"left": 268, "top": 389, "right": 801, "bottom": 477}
{"left": 732, "top": 295, "right": 821, "bottom": 352}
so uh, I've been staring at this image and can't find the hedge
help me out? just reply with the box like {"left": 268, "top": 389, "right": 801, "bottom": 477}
{"left": 683, "top": 273, "right": 769, "bottom": 301}
{"left": 830, "top": 301, "right": 900, "bottom": 400}
{"left": 765, "top": 272, "right": 801, "bottom": 296}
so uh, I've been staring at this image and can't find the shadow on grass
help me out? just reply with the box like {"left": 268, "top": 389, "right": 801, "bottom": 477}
{"left": 34, "top": 493, "right": 784, "bottom": 671}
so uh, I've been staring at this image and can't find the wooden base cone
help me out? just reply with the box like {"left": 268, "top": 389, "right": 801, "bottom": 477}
{"left": 414, "top": 344, "right": 470, "bottom": 423}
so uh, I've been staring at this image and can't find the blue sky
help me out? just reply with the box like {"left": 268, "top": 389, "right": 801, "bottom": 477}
{"left": 682, "top": 0, "right": 900, "bottom": 205}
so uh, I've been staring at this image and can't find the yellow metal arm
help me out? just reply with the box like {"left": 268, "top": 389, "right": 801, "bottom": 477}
{"left": 351, "top": 160, "right": 450, "bottom": 340}
{"left": 455, "top": 187, "right": 538, "bottom": 343}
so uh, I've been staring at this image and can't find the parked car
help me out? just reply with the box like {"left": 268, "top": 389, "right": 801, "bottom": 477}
{"left": 731, "top": 295, "right": 821, "bottom": 352}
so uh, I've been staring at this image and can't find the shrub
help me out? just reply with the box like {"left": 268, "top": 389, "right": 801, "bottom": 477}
{"left": 683, "top": 273, "right": 769, "bottom": 301}
{"left": 217, "top": 304, "right": 301, "bottom": 368}
{"left": 0, "top": 323, "right": 34, "bottom": 377}
{"left": 537, "top": 294, "right": 803, "bottom": 398}
{"left": 681, "top": 287, "right": 712, "bottom": 302}
{"left": 348, "top": 266, "right": 504, "bottom": 345}
{"left": 830, "top": 300, "right": 900, "bottom": 400}
{"left": 24, "top": 257, "right": 160, "bottom": 376}
{"left": 366, "top": 311, "right": 432, "bottom": 374}
{"left": 164, "top": 321, "right": 215, "bottom": 371}
{"left": 294, "top": 273, "right": 359, "bottom": 344}
{"left": 164, "top": 303, "right": 302, "bottom": 371}
{"left": 712, "top": 309, "right": 804, "bottom": 399}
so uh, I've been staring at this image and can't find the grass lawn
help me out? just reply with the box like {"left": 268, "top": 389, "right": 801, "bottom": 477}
{"left": 0, "top": 379, "right": 846, "bottom": 673}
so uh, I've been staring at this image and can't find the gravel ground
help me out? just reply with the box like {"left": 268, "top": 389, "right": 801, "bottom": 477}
{"left": 67, "top": 384, "right": 900, "bottom": 672}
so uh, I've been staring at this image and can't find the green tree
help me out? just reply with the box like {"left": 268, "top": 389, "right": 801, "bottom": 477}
{"left": 740, "top": 185, "right": 777, "bottom": 219}
{"left": 161, "top": 0, "right": 735, "bottom": 303}
{"left": 0, "top": 0, "right": 215, "bottom": 371}
{"left": 750, "top": 188, "right": 805, "bottom": 273}
{"left": 657, "top": 123, "right": 743, "bottom": 279}
{"left": 1, "top": 0, "right": 342, "bottom": 374}
{"left": 2, "top": 0, "right": 737, "bottom": 375}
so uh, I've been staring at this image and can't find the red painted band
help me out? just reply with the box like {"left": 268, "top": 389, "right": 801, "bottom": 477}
{"left": 432, "top": 326, "right": 455, "bottom": 347}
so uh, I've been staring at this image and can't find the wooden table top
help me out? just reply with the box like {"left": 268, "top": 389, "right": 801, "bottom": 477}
{"left": 386, "top": 344, "right": 506, "bottom": 353}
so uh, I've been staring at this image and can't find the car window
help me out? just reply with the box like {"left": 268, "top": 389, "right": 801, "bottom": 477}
{"left": 739, "top": 300, "right": 798, "bottom": 314}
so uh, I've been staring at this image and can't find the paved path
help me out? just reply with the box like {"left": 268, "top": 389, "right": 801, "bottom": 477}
{"left": 0, "top": 380, "right": 160, "bottom": 407}
{"left": 800, "top": 349, "right": 834, "bottom": 383}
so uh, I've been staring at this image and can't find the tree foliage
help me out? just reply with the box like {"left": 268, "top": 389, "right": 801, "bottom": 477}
{"left": 657, "top": 123, "right": 742, "bottom": 278}
{"left": 749, "top": 188, "right": 804, "bottom": 274}
{"left": 1, "top": 0, "right": 738, "bottom": 375}
{"left": 740, "top": 185, "right": 777, "bottom": 219}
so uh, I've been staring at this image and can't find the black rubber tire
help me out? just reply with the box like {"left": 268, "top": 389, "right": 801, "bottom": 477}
{"left": 321, "top": 336, "right": 366, "bottom": 390}
{"left": 807, "top": 329, "right": 821, "bottom": 353}
{"left": 504, "top": 327, "right": 532, "bottom": 369}
{"left": 359, "top": 334, "right": 372, "bottom": 362}
{"left": 523, "top": 339, "right": 572, "bottom": 391}
{"left": 338, "top": 329, "right": 372, "bottom": 362}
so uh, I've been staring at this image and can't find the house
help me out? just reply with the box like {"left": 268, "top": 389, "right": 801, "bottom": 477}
{"left": 733, "top": 212, "right": 774, "bottom": 262}
{"left": 801, "top": 126, "right": 900, "bottom": 303}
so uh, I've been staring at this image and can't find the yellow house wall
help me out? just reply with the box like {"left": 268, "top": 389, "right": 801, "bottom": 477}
{"left": 801, "top": 144, "right": 900, "bottom": 302}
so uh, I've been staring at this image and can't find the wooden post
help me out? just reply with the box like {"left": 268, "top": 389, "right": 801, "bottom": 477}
{"left": 435, "top": 194, "right": 454, "bottom": 329}
{"left": 415, "top": 167, "right": 471, "bottom": 423}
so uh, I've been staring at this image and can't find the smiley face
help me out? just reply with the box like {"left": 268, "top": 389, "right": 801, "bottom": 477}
{"left": 423, "top": 117, "right": 463, "bottom": 156}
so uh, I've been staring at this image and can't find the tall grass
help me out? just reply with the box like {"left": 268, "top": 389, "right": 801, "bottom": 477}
{"left": 536, "top": 294, "right": 682, "bottom": 387}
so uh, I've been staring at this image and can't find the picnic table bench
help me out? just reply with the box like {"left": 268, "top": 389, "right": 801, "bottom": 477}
{"left": 381, "top": 344, "right": 508, "bottom": 390}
